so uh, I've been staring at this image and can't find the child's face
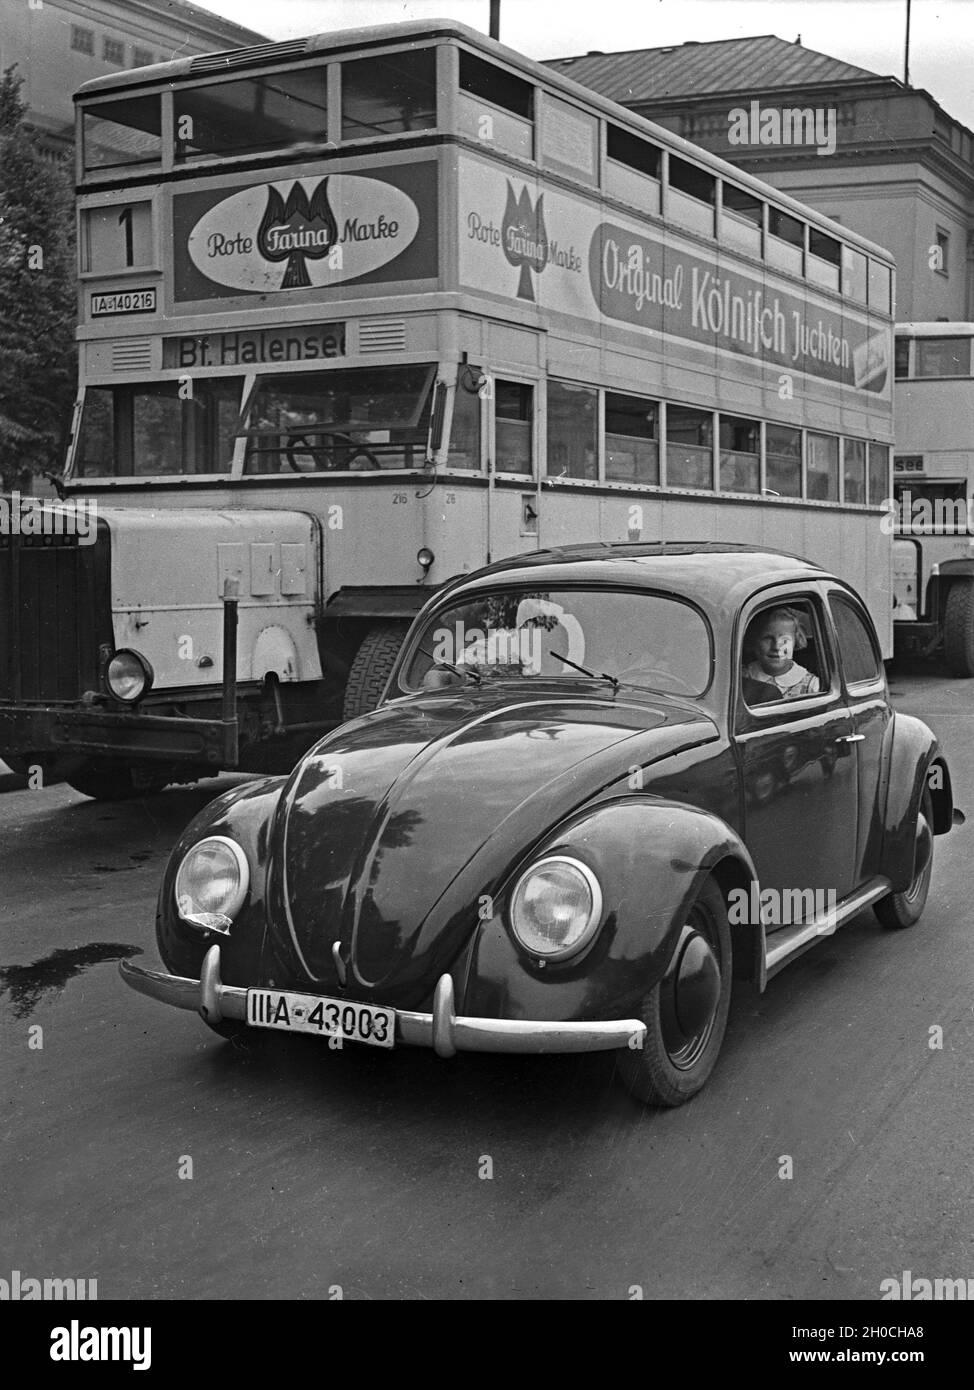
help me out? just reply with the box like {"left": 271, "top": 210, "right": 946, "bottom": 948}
{"left": 754, "top": 616, "right": 796, "bottom": 673}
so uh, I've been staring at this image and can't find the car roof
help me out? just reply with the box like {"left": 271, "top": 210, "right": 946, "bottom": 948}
{"left": 445, "top": 543, "right": 828, "bottom": 615}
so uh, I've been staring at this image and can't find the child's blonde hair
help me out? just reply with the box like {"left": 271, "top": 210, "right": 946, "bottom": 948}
{"left": 746, "top": 606, "right": 809, "bottom": 658}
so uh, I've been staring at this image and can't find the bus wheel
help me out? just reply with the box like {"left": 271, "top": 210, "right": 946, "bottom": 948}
{"left": 67, "top": 763, "right": 169, "bottom": 801}
{"left": 943, "top": 583, "right": 974, "bottom": 677}
{"left": 342, "top": 622, "right": 409, "bottom": 721}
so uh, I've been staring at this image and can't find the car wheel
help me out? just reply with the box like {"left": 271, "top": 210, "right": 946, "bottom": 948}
{"left": 67, "top": 763, "right": 169, "bottom": 801}
{"left": 943, "top": 583, "right": 974, "bottom": 677}
{"left": 874, "top": 786, "right": 934, "bottom": 929}
{"left": 617, "top": 877, "right": 732, "bottom": 1107}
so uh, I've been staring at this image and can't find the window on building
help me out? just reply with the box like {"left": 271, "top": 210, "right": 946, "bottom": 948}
{"left": 868, "top": 443, "right": 890, "bottom": 505}
{"left": 894, "top": 337, "right": 910, "bottom": 379}
{"left": 842, "top": 438, "right": 867, "bottom": 503}
{"left": 719, "top": 416, "right": 760, "bottom": 493}
{"left": 71, "top": 26, "right": 95, "bottom": 56}
{"left": 605, "top": 392, "right": 658, "bottom": 484}
{"left": 935, "top": 227, "right": 949, "bottom": 277}
{"left": 915, "top": 337, "right": 971, "bottom": 377}
{"left": 103, "top": 37, "right": 124, "bottom": 65}
{"left": 175, "top": 70, "right": 328, "bottom": 159}
{"left": 133, "top": 48, "right": 154, "bottom": 68}
{"left": 666, "top": 406, "right": 713, "bottom": 489}
{"left": 495, "top": 381, "right": 533, "bottom": 474}
{"left": 765, "top": 424, "right": 802, "bottom": 497}
{"left": 547, "top": 381, "right": 597, "bottom": 480}
{"left": 807, "top": 432, "right": 840, "bottom": 501}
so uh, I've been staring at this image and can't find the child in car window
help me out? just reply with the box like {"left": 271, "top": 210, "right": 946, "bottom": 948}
{"left": 743, "top": 607, "right": 820, "bottom": 700}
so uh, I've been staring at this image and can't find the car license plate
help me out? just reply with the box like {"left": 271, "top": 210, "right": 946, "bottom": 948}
{"left": 247, "top": 989, "right": 395, "bottom": 1048}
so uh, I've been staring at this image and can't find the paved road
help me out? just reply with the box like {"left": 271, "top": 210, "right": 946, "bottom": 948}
{"left": 1, "top": 671, "right": 972, "bottom": 1300}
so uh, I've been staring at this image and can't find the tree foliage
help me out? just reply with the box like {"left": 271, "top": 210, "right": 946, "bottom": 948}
{"left": 0, "top": 66, "right": 77, "bottom": 491}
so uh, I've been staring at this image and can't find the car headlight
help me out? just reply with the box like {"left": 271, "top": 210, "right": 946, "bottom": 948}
{"left": 106, "top": 649, "right": 153, "bottom": 703}
{"left": 509, "top": 856, "right": 603, "bottom": 960}
{"left": 174, "top": 836, "right": 249, "bottom": 933}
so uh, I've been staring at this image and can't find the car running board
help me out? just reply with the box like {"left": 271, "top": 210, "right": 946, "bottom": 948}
{"left": 763, "top": 878, "right": 893, "bottom": 982}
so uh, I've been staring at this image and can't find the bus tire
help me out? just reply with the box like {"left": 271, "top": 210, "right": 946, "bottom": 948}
{"left": 943, "top": 583, "right": 974, "bottom": 677}
{"left": 67, "top": 763, "right": 169, "bottom": 801}
{"left": 342, "top": 622, "right": 409, "bottom": 721}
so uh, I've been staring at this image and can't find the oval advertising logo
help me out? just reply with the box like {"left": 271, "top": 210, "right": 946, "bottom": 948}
{"left": 187, "top": 174, "right": 420, "bottom": 293}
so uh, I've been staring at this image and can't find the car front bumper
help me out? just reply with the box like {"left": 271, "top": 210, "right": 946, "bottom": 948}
{"left": 119, "top": 945, "right": 646, "bottom": 1058}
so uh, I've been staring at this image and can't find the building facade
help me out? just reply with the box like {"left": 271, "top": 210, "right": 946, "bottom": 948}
{"left": 547, "top": 35, "right": 974, "bottom": 323}
{"left": 0, "top": 0, "right": 266, "bottom": 151}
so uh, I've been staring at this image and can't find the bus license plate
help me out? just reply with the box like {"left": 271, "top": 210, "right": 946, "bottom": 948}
{"left": 247, "top": 989, "right": 395, "bottom": 1048}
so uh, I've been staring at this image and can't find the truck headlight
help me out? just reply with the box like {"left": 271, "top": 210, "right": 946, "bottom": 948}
{"left": 106, "top": 649, "right": 153, "bottom": 702}
{"left": 175, "top": 836, "right": 249, "bottom": 934}
{"left": 509, "top": 856, "right": 603, "bottom": 959}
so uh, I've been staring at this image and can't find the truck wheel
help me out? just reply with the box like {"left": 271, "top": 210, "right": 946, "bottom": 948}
{"left": 943, "top": 583, "right": 974, "bottom": 677}
{"left": 342, "top": 622, "right": 409, "bottom": 721}
{"left": 67, "top": 763, "right": 169, "bottom": 801}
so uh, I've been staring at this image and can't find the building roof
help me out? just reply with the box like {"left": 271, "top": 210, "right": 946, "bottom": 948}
{"left": 545, "top": 34, "right": 882, "bottom": 104}
{"left": 142, "top": 0, "right": 267, "bottom": 48}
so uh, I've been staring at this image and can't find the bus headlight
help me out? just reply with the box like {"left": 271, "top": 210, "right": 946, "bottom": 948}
{"left": 174, "top": 836, "right": 249, "bottom": 934}
{"left": 509, "top": 856, "right": 603, "bottom": 959}
{"left": 106, "top": 649, "right": 153, "bottom": 703}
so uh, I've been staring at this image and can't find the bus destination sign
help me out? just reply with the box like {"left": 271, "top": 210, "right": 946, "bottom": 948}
{"left": 163, "top": 325, "right": 346, "bottom": 369}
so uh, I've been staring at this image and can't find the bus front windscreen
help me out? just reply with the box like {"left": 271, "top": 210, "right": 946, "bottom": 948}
{"left": 241, "top": 365, "right": 436, "bottom": 473}
{"left": 75, "top": 377, "right": 243, "bottom": 477}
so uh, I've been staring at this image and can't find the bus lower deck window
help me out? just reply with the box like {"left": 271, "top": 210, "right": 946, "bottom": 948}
{"left": 666, "top": 406, "right": 713, "bottom": 489}
{"left": 548, "top": 381, "right": 597, "bottom": 481}
{"left": 719, "top": 416, "right": 760, "bottom": 493}
{"left": 843, "top": 438, "right": 867, "bottom": 503}
{"left": 494, "top": 381, "right": 533, "bottom": 474}
{"left": 605, "top": 393, "right": 659, "bottom": 484}
{"left": 77, "top": 378, "right": 242, "bottom": 477}
{"left": 765, "top": 425, "right": 802, "bottom": 498}
{"left": 868, "top": 444, "right": 890, "bottom": 504}
{"left": 448, "top": 371, "right": 482, "bottom": 470}
{"left": 807, "top": 432, "right": 840, "bottom": 501}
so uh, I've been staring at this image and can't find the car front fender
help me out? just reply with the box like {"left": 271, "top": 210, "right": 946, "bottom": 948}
{"left": 461, "top": 796, "right": 760, "bottom": 1024}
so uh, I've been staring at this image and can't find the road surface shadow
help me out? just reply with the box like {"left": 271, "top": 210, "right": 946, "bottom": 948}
{"left": 0, "top": 943, "right": 143, "bottom": 1019}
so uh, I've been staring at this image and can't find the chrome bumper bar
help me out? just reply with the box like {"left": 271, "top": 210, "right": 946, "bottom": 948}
{"left": 119, "top": 946, "right": 646, "bottom": 1057}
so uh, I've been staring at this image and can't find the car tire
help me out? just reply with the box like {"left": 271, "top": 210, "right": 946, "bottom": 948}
{"left": 943, "top": 583, "right": 974, "bottom": 677}
{"left": 617, "top": 876, "right": 733, "bottom": 1107}
{"left": 342, "top": 622, "right": 409, "bottom": 721}
{"left": 874, "top": 786, "right": 934, "bottom": 930}
{"left": 67, "top": 763, "right": 169, "bottom": 801}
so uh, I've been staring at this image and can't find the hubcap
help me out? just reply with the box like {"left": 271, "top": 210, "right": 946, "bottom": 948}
{"left": 659, "top": 916, "right": 722, "bottom": 1069}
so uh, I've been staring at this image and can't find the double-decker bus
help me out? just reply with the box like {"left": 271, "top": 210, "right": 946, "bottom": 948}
{"left": 0, "top": 19, "right": 895, "bottom": 799}
{"left": 892, "top": 322, "right": 974, "bottom": 675}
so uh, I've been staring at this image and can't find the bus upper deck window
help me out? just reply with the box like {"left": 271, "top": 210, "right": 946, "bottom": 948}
{"left": 808, "top": 228, "right": 841, "bottom": 292}
{"left": 458, "top": 50, "right": 533, "bottom": 159}
{"left": 495, "top": 381, "right": 533, "bottom": 474}
{"left": 668, "top": 156, "right": 716, "bottom": 237}
{"left": 341, "top": 49, "right": 437, "bottom": 141}
{"left": 83, "top": 95, "right": 161, "bottom": 171}
{"left": 720, "top": 183, "right": 762, "bottom": 256}
{"left": 767, "top": 208, "right": 804, "bottom": 276}
{"left": 765, "top": 424, "right": 802, "bottom": 498}
{"left": 666, "top": 406, "right": 713, "bottom": 490}
{"left": 915, "top": 337, "right": 972, "bottom": 378}
{"left": 174, "top": 69, "right": 327, "bottom": 160}
{"left": 842, "top": 246, "right": 868, "bottom": 303}
{"left": 868, "top": 259, "right": 892, "bottom": 315}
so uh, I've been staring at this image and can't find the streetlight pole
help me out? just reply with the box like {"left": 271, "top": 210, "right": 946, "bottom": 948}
{"left": 489, "top": 0, "right": 501, "bottom": 40}
{"left": 904, "top": 0, "right": 912, "bottom": 85}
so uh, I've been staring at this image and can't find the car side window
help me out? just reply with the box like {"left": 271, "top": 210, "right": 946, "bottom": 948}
{"left": 829, "top": 595, "right": 882, "bottom": 686}
{"left": 741, "top": 597, "right": 829, "bottom": 708}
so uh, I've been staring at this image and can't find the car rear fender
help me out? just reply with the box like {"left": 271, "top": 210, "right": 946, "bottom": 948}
{"left": 461, "top": 796, "right": 762, "bottom": 1024}
{"left": 879, "top": 713, "right": 951, "bottom": 893}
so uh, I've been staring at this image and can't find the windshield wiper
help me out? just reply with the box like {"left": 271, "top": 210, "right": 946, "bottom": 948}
{"left": 551, "top": 651, "right": 619, "bottom": 691}
{"left": 419, "top": 647, "right": 482, "bottom": 685}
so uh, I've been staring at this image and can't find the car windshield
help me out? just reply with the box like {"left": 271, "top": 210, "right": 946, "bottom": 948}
{"left": 402, "top": 588, "right": 712, "bottom": 696}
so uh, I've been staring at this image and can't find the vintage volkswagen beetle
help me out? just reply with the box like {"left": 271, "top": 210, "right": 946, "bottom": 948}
{"left": 120, "top": 544, "right": 960, "bottom": 1106}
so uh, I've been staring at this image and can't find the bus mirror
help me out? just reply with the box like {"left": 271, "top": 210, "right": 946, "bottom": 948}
{"left": 426, "top": 380, "right": 448, "bottom": 462}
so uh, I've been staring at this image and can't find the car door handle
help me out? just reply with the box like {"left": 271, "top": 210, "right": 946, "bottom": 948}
{"left": 835, "top": 734, "right": 865, "bottom": 743}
